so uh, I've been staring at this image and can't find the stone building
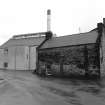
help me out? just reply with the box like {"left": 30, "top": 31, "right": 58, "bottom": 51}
{"left": 38, "top": 21, "right": 105, "bottom": 78}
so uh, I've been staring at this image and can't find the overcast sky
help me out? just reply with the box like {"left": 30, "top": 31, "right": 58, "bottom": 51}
{"left": 0, "top": 0, "right": 105, "bottom": 45}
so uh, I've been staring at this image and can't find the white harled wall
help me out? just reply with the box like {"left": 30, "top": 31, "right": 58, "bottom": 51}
{"left": 8, "top": 47, "right": 15, "bottom": 70}
{"left": 100, "top": 28, "right": 105, "bottom": 77}
{"left": 0, "top": 49, "right": 4, "bottom": 69}
{"left": 30, "top": 46, "right": 37, "bottom": 70}
{"left": 15, "top": 46, "right": 26, "bottom": 70}
{"left": 0, "top": 45, "right": 37, "bottom": 71}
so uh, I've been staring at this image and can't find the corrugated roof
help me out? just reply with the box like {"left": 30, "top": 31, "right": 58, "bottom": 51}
{"left": 40, "top": 30, "right": 98, "bottom": 49}
{"left": 0, "top": 36, "right": 45, "bottom": 48}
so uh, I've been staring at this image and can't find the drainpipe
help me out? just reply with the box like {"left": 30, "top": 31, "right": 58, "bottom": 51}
{"left": 60, "top": 54, "right": 64, "bottom": 77}
{"left": 35, "top": 47, "right": 39, "bottom": 74}
{"left": 14, "top": 47, "right": 17, "bottom": 70}
{"left": 84, "top": 45, "right": 89, "bottom": 77}
{"left": 35, "top": 31, "right": 53, "bottom": 74}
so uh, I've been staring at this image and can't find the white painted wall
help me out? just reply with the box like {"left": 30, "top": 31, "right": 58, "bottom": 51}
{"left": 100, "top": 28, "right": 105, "bottom": 77}
{"left": 15, "top": 46, "right": 26, "bottom": 70}
{"left": 0, "top": 49, "right": 4, "bottom": 68}
{"left": 25, "top": 46, "right": 30, "bottom": 70}
{"left": 29, "top": 46, "right": 37, "bottom": 70}
{"left": 8, "top": 47, "right": 15, "bottom": 70}
{"left": 0, "top": 47, "right": 16, "bottom": 70}
{"left": 0, "top": 45, "right": 37, "bottom": 71}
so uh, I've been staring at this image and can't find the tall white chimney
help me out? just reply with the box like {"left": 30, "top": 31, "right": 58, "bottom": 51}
{"left": 47, "top": 9, "right": 51, "bottom": 32}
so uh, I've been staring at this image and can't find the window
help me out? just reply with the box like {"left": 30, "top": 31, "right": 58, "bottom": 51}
{"left": 4, "top": 48, "right": 8, "bottom": 55}
{"left": 4, "top": 62, "right": 8, "bottom": 68}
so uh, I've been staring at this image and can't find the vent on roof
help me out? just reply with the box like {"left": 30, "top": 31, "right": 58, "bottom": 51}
{"left": 12, "top": 32, "right": 46, "bottom": 39}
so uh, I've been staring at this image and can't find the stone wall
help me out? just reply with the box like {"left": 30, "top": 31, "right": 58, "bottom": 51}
{"left": 38, "top": 43, "right": 99, "bottom": 77}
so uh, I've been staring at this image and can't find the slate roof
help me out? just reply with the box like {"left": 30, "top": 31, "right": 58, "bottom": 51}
{"left": 40, "top": 29, "right": 98, "bottom": 49}
{"left": 0, "top": 33, "right": 45, "bottom": 48}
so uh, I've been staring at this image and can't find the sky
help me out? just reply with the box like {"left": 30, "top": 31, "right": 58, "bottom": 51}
{"left": 0, "top": 0, "right": 105, "bottom": 45}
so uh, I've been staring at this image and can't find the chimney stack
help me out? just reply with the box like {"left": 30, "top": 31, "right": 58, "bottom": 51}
{"left": 103, "top": 18, "right": 105, "bottom": 27}
{"left": 47, "top": 9, "right": 51, "bottom": 32}
{"left": 97, "top": 23, "right": 103, "bottom": 33}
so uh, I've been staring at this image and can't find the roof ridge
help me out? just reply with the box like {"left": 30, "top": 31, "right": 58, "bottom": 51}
{"left": 13, "top": 32, "right": 46, "bottom": 39}
{"left": 11, "top": 36, "right": 45, "bottom": 40}
{"left": 56, "top": 28, "right": 97, "bottom": 38}
{"left": 40, "top": 29, "right": 98, "bottom": 49}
